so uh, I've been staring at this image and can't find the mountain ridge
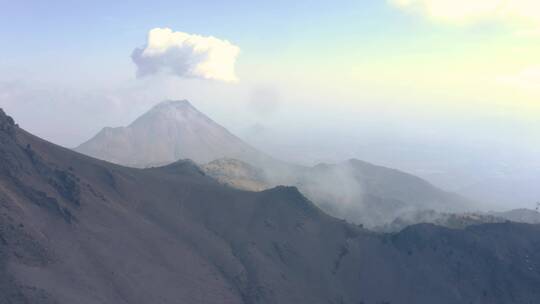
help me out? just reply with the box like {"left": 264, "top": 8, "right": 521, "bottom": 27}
{"left": 2, "top": 107, "right": 540, "bottom": 303}
{"left": 76, "top": 100, "right": 477, "bottom": 226}
{"left": 204, "top": 157, "right": 474, "bottom": 227}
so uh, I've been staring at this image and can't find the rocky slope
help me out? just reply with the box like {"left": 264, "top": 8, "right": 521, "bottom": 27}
{"left": 202, "top": 158, "right": 270, "bottom": 191}
{"left": 2, "top": 108, "right": 540, "bottom": 303}
{"left": 204, "top": 158, "right": 473, "bottom": 227}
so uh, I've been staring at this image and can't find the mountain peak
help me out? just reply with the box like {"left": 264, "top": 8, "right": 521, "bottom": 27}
{"left": 0, "top": 108, "right": 15, "bottom": 125}
{"left": 139, "top": 100, "right": 204, "bottom": 123}
{"left": 131, "top": 99, "right": 210, "bottom": 128}
{"left": 152, "top": 99, "right": 195, "bottom": 111}
{"left": 0, "top": 108, "right": 17, "bottom": 136}
{"left": 76, "top": 99, "right": 264, "bottom": 166}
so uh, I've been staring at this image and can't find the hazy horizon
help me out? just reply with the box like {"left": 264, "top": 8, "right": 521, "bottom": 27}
{"left": 3, "top": 3, "right": 540, "bottom": 303}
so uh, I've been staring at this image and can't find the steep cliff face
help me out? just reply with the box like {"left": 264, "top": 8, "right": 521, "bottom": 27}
{"left": 2, "top": 108, "right": 540, "bottom": 304}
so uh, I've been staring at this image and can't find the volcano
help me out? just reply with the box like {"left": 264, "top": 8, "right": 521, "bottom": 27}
{"left": 75, "top": 100, "right": 266, "bottom": 167}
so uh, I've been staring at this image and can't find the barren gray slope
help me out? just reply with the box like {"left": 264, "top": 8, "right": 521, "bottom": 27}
{"left": 2, "top": 109, "right": 540, "bottom": 304}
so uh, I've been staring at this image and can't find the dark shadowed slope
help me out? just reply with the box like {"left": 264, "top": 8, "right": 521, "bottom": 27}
{"left": 2, "top": 108, "right": 540, "bottom": 304}
{"left": 75, "top": 100, "right": 268, "bottom": 166}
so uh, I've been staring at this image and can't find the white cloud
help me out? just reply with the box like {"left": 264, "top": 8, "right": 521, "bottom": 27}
{"left": 391, "top": 0, "right": 540, "bottom": 31}
{"left": 132, "top": 28, "right": 240, "bottom": 82}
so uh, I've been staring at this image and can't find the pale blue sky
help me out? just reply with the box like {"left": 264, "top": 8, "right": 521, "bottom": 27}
{"left": 1, "top": 1, "right": 421, "bottom": 83}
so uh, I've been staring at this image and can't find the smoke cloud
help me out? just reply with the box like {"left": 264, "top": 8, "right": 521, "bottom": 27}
{"left": 132, "top": 28, "right": 240, "bottom": 82}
